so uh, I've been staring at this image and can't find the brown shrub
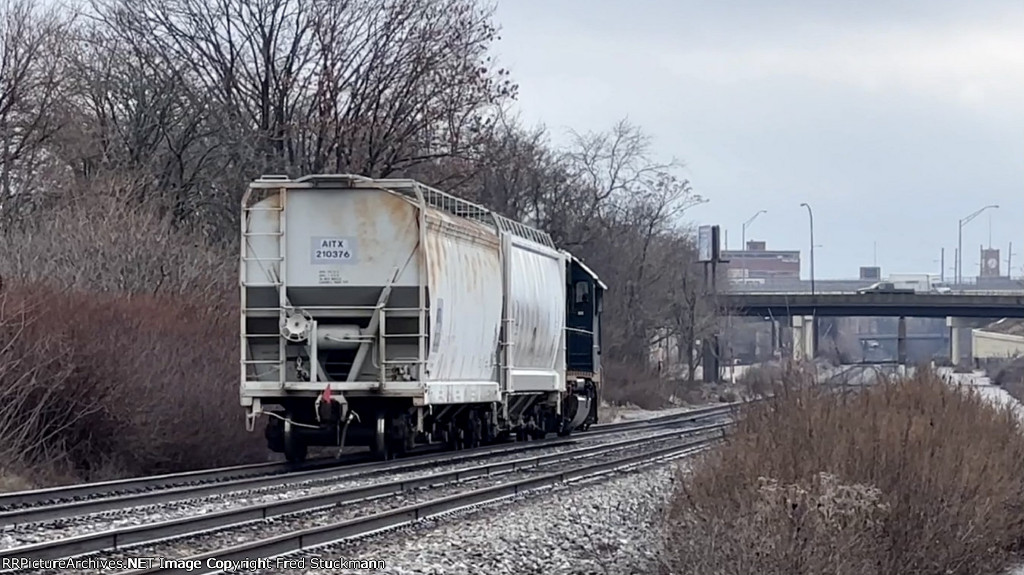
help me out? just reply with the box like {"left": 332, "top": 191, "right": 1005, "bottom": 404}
{"left": 0, "top": 174, "right": 235, "bottom": 298}
{"left": 0, "top": 282, "right": 263, "bottom": 485}
{"left": 663, "top": 368, "right": 1024, "bottom": 575}
{"left": 993, "top": 358, "right": 1024, "bottom": 404}
{"left": 0, "top": 176, "right": 266, "bottom": 487}
{"left": 602, "top": 360, "right": 677, "bottom": 409}
{"left": 736, "top": 360, "right": 818, "bottom": 398}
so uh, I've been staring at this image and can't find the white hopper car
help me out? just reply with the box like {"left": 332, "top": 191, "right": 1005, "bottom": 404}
{"left": 240, "top": 174, "right": 605, "bottom": 461}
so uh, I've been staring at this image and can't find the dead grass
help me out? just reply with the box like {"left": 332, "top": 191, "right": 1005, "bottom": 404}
{"left": 598, "top": 402, "right": 622, "bottom": 423}
{"left": 663, "top": 368, "right": 1024, "bottom": 575}
{"left": 0, "top": 472, "right": 35, "bottom": 493}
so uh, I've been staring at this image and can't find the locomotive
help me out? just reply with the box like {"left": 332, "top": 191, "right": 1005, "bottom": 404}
{"left": 239, "top": 174, "right": 605, "bottom": 461}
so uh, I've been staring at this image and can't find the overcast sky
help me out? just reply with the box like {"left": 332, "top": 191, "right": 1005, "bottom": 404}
{"left": 491, "top": 0, "right": 1024, "bottom": 281}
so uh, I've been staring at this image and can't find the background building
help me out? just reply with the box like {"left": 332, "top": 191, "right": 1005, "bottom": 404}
{"left": 722, "top": 241, "right": 801, "bottom": 281}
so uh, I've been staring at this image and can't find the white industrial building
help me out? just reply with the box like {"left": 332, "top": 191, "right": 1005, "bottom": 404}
{"left": 972, "top": 319, "right": 1024, "bottom": 360}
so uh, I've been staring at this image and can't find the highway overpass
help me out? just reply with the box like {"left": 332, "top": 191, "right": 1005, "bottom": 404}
{"left": 722, "top": 292, "right": 1024, "bottom": 318}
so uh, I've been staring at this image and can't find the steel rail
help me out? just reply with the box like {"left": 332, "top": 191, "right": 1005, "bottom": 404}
{"left": 0, "top": 402, "right": 739, "bottom": 527}
{"left": 0, "top": 457, "right": 353, "bottom": 511}
{"left": 0, "top": 402, "right": 738, "bottom": 513}
{"left": 0, "top": 421, "right": 728, "bottom": 565}
{"left": 122, "top": 431, "right": 722, "bottom": 575}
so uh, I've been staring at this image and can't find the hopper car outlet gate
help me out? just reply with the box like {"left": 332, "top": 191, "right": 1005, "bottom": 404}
{"left": 240, "top": 175, "right": 607, "bottom": 462}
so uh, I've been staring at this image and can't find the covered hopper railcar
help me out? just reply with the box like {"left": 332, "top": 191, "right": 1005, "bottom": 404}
{"left": 240, "top": 174, "right": 605, "bottom": 461}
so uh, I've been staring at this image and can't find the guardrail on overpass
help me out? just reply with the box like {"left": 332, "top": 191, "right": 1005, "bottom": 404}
{"left": 722, "top": 292, "right": 1024, "bottom": 318}
{"left": 732, "top": 290, "right": 1024, "bottom": 296}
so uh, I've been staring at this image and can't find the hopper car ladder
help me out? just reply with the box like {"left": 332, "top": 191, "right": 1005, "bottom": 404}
{"left": 240, "top": 192, "right": 287, "bottom": 388}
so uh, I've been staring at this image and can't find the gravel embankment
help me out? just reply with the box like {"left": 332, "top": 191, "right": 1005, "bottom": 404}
{"left": 250, "top": 460, "right": 686, "bottom": 575}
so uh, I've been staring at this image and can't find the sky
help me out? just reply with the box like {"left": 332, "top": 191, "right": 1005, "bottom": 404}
{"left": 490, "top": 0, "right": 1024, "bottom": 281}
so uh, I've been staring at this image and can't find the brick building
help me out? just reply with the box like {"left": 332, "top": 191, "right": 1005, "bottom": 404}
{"left": 722, "top": 241, "right": 801, "bottom": 281}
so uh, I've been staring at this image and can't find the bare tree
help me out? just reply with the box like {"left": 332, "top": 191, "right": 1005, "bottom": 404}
{"left": 558, "top": 122, "right": 706, "bottom": 368}
{"left": 56, "top": 21, "right": 228, "bottom": 230}
{"left": 73, "top": 0, "right": 515, "bottom": 241}
{"left": 0, "top": 0, "right": 74, "bottom": 219}
{"left": 302, "top": 0, "right": 516, "bottom": 177}
{"left": 661, "top": 235, "right": 725, "bottom": 382}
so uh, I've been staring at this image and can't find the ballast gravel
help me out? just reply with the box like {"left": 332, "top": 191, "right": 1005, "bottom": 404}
{"left": 0, "top": 426, "right": 704, "bottom": 551}
{"left": 249, "top": 461, "right": 685, "bottom": 575}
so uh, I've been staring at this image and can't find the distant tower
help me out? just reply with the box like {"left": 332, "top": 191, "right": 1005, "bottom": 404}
{"left": 980, "top": 247, "right": 1001, "bottom": 278}
{"left": 860, "top": 266, "right": 881, "bottom": 280}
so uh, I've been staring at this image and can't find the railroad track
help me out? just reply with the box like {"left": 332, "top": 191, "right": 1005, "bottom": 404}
{"left": 0, "top": 401, "right": 736, "bottom": 520}
{"left": 0, "top": 420, "right": 728, "bottom": 575}
{"left": 0, "top": 403, "right": 738, "bottom": 540}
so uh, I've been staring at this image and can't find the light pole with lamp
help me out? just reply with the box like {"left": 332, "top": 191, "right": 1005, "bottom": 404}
{"left": 741, "top": 209, "right": 767, "bottom": 249}
{"left": 800, "top": 203, "right": 815, "bottom": 294}
{"left": 957, "top": 204, "right": 998, "bottom": 284}
{"left": 799, "top": 202, "right": 816, "bottom": 359}
{"left": 741, "top": 209, "right": 767, "bottom": 280}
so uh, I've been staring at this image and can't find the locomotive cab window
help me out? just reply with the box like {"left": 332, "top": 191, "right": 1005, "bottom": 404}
{"left": 574, "top": 281, "right": 590, "bottom": 313}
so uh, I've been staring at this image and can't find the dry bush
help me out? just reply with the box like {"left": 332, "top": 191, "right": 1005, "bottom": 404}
{"left": 0, "top": 282, "right": 263, "bottom": 484}
{"left": 736, "top": 360, "right": 818, "bottom": 398}
{"left": 0, "top": 287, "right": 107, "bottom": 483}
{"left": 0, "top": 178, "right": 263, "bottom": 485}
{"left": 663, "top": 368, "right": 1024, "bottom": 575}
{"left": 602, "top": 360, "right": 678, "bottom": 409}
{"left": 992, "top": 358, "right": 1024, "bottom": 404}
{"left": 0, "top": 175, "right": 236, "bottom": 297}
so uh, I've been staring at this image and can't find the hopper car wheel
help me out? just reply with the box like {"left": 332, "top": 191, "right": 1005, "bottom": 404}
{"left": 369, "top": 413, "right": 389, "bottom": 461}
{"left": 283, "top": 417, "right": 307, "bottom": 463}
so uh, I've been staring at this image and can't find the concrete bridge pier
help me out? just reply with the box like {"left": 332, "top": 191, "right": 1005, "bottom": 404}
{"left": 947, "top": 316, "right": 999, "bottom": 366}
{"left": 791, "top": 315, "right": 817, "bottom": 361}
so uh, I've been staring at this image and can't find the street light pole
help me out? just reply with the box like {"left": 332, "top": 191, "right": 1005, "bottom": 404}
{"left": 800, "top": 202, "right": 817, "bottom": 359}
{"left": 957, "top": 204, "right": 999, "bottom": 284}
{"left": 741, "top": 210, "right": 767, "bottom": 280}
{"left": 741, "top": 210, "right": 766, "bottom": 249}
{"left": 800, "top": 203, "right": 815, "bottom": 295}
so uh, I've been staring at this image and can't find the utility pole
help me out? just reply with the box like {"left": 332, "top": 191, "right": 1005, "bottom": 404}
{"left": 698, "top": 225, "right": 728, "bottom": 383}
{"left": 1007, "top": 242, "right": 1014, "bottom": 279}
